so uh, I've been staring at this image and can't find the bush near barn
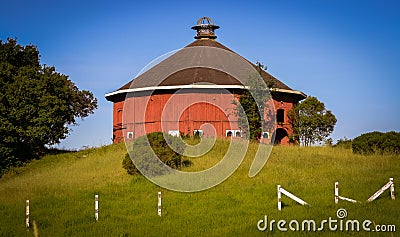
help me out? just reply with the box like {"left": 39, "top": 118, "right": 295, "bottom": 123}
{"left": 122, "top": 132, "right": 190, "bottom": 176}
{"left": 352, "top": 131, "right": 400, "bottom": 155}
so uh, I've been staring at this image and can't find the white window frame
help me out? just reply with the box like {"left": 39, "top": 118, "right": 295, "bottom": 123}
{"left": 193, "top": 129, "right": 203, "bottom": 137}
{"left": 127, "top": 131, "right": 134, "bottom": 139}
{"left": 262, "top": 132, "right": 269, "bottom": 139}
{"left": 226, "top": 130, "right": 242, "bottom": 137}
{"left": 168, "top": 130, "right": 180, "bottom": 137}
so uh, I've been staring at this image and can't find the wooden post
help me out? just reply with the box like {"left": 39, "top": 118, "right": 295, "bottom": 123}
{"left": 277, "top": 185, "right": 282, "bottom": 211}
{"left": 95, "top": 195, "right": 99, "bottom": 221}
{"left": 339, "top": 195, "right": 359, "bottom": 203}
{"left": 26, "top": 200, "right": 30, "bottom": 229}
{"left": 158, "top": 191, "right": 162, "bottom": 216}
{"left": 335, "top": 182, "right": 339, "bottom": 204}
{"left": 390, "top": 178, "right": 395, "bottom": 200}
{"left": 280, "top": 188, "right": 308, "bottom": 206}
{"left": 367, "top": 179, "right": 393, "bottom": 202}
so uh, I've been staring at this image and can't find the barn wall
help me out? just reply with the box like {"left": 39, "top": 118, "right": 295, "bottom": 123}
{"left": 121, "top": 89, "right": 239, "bottom": 139}
{"left": 273, "top": 98, "right": 294, "bottom": 145}
{"left": 112, "top": 90, "right": 298, "bottom": 145}
{"left": 112, "top": 100, "right": 124, "bottom": 143}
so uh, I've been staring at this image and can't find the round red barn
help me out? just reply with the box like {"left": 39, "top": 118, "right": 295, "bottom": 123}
{"left": 105, "top": 17, "right": 306, "bottom": 145}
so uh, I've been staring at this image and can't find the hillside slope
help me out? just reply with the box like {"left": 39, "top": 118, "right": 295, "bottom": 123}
{"left": 0, "top": 141, "right": 399, "bottom": 236}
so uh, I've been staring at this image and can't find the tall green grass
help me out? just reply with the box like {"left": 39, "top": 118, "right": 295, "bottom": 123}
{"left": 0, "top": 141, "right": 398, "bottom": 236}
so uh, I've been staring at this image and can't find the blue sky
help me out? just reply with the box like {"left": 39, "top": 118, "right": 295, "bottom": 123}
{"left": 1, "top": 0, "right": 399, "bottom": 149}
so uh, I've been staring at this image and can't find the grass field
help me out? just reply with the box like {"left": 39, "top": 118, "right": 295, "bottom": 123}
{"left": 0, "top": 140, "right": 399, "bottom": 236}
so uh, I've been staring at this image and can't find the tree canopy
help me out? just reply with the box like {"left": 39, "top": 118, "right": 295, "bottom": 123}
{"left": 232, "top": 62, "right": 275, "bottom": 141}
{"left": 0, "top": 38, "right": 97, "bottom": 172}
{"left": 288, "top": 96, "right": 337, "bottom": 146}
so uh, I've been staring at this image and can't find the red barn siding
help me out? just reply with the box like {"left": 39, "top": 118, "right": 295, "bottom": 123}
{"left": 112, "top": 90, "right": 296, "bottom": 145}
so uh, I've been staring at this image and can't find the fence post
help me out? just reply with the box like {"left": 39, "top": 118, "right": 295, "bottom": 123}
{"left": 158, "top": 191, "right": 162, "bottom": 216}
{"left": 367, "top": 178, "right": 394, "bottom": 202}
{"left": 390, "top": 178, "right": 395, "bottom": 200}
{"left": 95, "top": 195, "right": 99, "bottom": 221}
{"left": 277, "top": 185, "right": 282, "bottom": 211}
{"left": 26, "top": 200, "right": 30, "bottom": 229}
{"left": 335, "top": 182, "right": 339, "bottom": 204}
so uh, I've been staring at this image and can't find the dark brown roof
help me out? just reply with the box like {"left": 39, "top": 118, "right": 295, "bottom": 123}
{"left": 160, "top": 67, "right": 241, "bottom": 86}
{"left": 116, "top": 39, "right": 292, "bottom": 91}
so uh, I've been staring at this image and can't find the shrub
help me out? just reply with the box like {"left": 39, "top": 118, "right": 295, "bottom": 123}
{"left": 122, "top": 132, "right": 190, "bottom": 176}
{"left": 334, "top": 138, "right": 352, "bottom": 149}
{"left": 352, "top": 131, "right": 400, "bottom": 155}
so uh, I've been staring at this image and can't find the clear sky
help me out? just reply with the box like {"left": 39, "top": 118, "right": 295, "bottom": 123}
{"left": 1, "top": 0, "right": 399, "bottom": 149}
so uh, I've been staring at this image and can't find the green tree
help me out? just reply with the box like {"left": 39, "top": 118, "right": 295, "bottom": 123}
{"left": 288, "top": 96, "right": 337, "bottom": 146}
{"left": 352, "top": 131, "right": 400, "bottom": 155}
{"left": 123, "top": 132, "right": 190, "bottom": 176}
{"left": 0, "top": 38, "right": 97, "bottom": 172}
{"left": 233, "top": 62, "right": 272, "bottom": 141}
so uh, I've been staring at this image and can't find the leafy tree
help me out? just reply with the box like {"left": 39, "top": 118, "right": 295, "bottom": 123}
{"left": 123, "top": 132, "right": 190, "bottom": 176}
{"left": 288, "top": 96, "right": 336, "bottom": 146}
{"left": 233, "top": 62, "right": 272, "bottom": 141}
{"left": 352, "top": 131, "right": 400, "bottom": 155}
{"left": 334, "top": 137, "right": 352, "bottom": 149}
{"left": 0, "top": 38, "right": 97, "bottom": 172}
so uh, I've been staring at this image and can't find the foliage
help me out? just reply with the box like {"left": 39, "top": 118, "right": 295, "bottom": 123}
{"left": 123, "top": 132, "right": 190, "bottom": 176}
{"left": 122, "top": 153, "right": 137, "bottom": 175}
{"left": 352, "top": 131, "right": 400, "bottom": 155}
{"left": 233, "top": 63, "right": 272, "bottom": 141}
{"left": 334, "top": 137, "right": 352, "bottom": 149}
{"left": 288, "top": 96, "right": 337, "bottom": 146}
{"left": 0, "top": 38, "right": 97, "bottom": 173}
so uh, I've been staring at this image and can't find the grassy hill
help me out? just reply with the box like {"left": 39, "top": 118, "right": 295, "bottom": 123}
{"left": 0, "top": 140, "right": 399, "bottom": 236}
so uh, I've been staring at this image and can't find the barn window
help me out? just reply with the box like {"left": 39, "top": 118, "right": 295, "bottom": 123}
{"left": 117, "top": 109, "right": 123, "bottom": 124}
{"left": 226, "top": 130, "right": 242, "bottom": 137}
{"left": 262, "top": 132, "right": 269, "bottom": 139}
{"left": 168, "top": 130, "right": 180, "bottom": 137}
{"left": 235, "top": 130, "right": 242, "bottom": 137}
{"left": 193, "top": 130, "right": 203, "bottom": 137}
{"left": 277, "top": 109, "right": 285, "bottom": 123}
{"left": 127, "top": 132, "right": 134, "bottom": 139}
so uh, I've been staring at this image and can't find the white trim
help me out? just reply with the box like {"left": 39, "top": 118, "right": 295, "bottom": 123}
{"left": 105, "top": 85, "right": 306, "bottom": 98}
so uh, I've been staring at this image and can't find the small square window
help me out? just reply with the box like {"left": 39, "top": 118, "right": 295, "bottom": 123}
{"left": 193, "top": 130, "right": 203, "bottom": 137}
{"left": 235, "top": 130, "right": 242, "bottom": 137}
{"left": 262, "top": 132, "right": 269, "bottom": 139}
{"left": 168, "top": 130, "right": 180, "bottom": 137}
{"left": 226, "top": 130, "right": 242, "bottom": 137}
{"left": 127, "top": 132, "right": 134, "bottom": 139}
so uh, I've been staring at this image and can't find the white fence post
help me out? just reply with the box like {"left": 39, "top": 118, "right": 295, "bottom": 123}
{"left": 335, "top": 182, "right": 359, "bottom": 203}
{"left": 335, "top": 182, "right": 339, "bottom": 204}
{"left": 95, "top": 194, "right": 99, "bottom": 221}
{"left": 277, "top": 185, "right": 282, "bottom": 211}
{"left": 26, "top": 200, "right": 30, "bottom": 229}
{"left": 158, "top": 191, "right": 162, "bottom": 216}
{"left": 367, "top": 178, "right": 394, "bottom": 202}
{"left": 277, "top": 185, "right": 308, "bottom": 210}
{"left": 390, "top": 178, "right": 395, "bottom": 200}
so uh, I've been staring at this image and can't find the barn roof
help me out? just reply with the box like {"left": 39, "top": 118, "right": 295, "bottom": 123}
{"left": 105, "top": 18, "right": 306, "bottom": 101}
